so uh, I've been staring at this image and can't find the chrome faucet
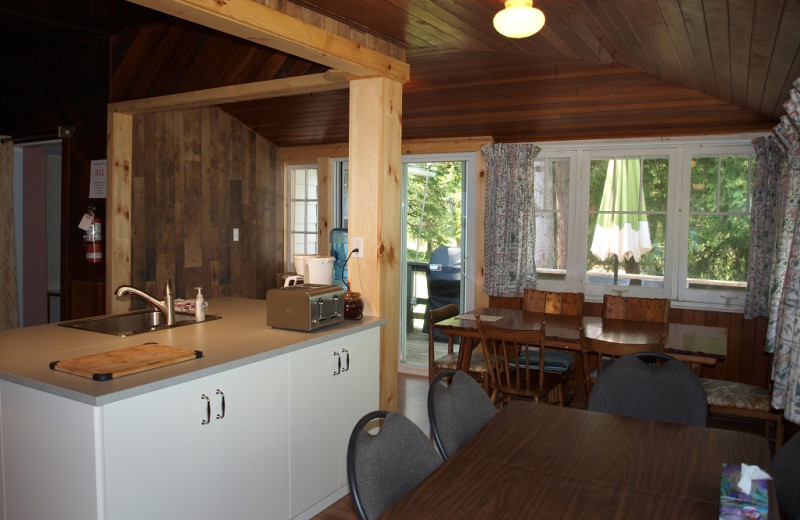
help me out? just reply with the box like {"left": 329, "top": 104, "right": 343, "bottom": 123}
{"left": 116, "top": 279, "right": 176, "bottom": 326}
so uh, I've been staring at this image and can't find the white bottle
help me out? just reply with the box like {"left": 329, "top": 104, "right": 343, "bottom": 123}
{"left": 195, "top": 287, "right": 205, "bottom": 322}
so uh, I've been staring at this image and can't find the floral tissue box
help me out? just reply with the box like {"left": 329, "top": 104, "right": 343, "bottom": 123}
{"left": 719, "top": 463, "right": 769, "bottom": 520}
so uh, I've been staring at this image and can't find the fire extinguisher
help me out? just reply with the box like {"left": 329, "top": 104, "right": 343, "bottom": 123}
{"left": 81, "top": 208, "right": 103, "bottom": 263}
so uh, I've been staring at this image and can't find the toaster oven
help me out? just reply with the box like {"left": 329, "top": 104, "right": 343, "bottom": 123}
{"left": 266, "top": 284, "right": 344, "bottom": 331}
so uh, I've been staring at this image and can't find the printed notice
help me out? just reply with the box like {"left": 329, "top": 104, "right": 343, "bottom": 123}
{"left": 89, "top": 159, "right": 107, "bottom": 198}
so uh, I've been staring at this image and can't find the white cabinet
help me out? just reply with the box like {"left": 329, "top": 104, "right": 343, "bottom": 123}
{"left": 0, "top": 322, "right": 381, "bottom": 520}
{"left": 101, "top": 355, "right": 290, "bottom": 520}
{"left": 0, "top": 380, "right": 103, "bottom": 520}
{"left": 289, "top": 328, "right": 379, "bottom": 518}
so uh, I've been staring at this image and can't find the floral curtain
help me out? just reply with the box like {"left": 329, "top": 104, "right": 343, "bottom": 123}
{"left": 0, "top": 140, "right": 20, "bottom": 330}
{"left": 764, "top": 80, "right": 800, "bottom": 423}
{"left": 745, "top": 136, "right": 786, "bottom": 318}
{"left": 481, "top": 143, "right": 540, "bottom": 297}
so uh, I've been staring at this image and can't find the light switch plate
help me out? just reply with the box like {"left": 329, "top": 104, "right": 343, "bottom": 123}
{"left": 233, "top": 228, "right": 240, "bottom": 242}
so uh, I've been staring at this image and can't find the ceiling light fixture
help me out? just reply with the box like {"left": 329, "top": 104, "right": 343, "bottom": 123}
{"left": 493, "top": 0, "right": 546, "bottom": 39}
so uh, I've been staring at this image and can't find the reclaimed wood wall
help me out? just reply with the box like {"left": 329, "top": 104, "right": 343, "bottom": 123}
{"left": 130, "top": 106, "right": 283, "bottom": 302}
{"left": 489, "top": 296, "right": 772, "bottom": 388}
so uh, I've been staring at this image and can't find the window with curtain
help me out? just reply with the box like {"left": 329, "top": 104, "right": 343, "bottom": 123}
{"left": 531, "top": 137, "right": 755, "bottom": 310}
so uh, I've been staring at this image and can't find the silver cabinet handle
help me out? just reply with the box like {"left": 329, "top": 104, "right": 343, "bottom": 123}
{"left": 341, "top": 348, "right": 350, "bottom": 372}
{"left": 215, "top": 389, "right": 226, "bottom": 420}
{"left": 333, "top": 351, "right": 341, "bottom": 375}
{"left": 201, "top": 394, "right": 211, "bottom": 425}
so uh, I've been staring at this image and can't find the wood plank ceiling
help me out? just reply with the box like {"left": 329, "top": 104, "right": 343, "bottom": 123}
{"left": 4, "top": 0, "right": 800, "bottom": 147}
{"left": 218, "top": 0, "right": 800, "bottom": 146}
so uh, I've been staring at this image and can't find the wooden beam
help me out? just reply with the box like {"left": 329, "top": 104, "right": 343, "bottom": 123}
{"left": 348, "top": 77, "right": 403, "bottom": 411}
{"left": 109, "top": 72, "right": 349, "bottom": 115}
{"left": 127, "top": 0, "right": 409, "bottom": 82}
{"left": 106, "top": 111, "right": 134, "bottom": 313}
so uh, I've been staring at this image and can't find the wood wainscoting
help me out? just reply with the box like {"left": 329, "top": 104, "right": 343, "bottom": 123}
{"left": 489, "top": 296, "right": 772, "bottom": 388}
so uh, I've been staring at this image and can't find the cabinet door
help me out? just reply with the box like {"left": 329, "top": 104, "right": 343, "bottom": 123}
{"left": 210, "top": 356, "right": 290, "bottom": 520}
{"left": 102, "top": 356, "right": 290, "bottom": 520}
{"left": 335, "top": 328, "right": 380, "bottom": 486}
{"left": 289, "top": 328, "right": 380, "bottom": 518}
{"left": 102, "top": 377, "right": 212, "bottom": 520}
{"left": 1, "top": 381, "right": 103, "bottom": 520}
{"left": 289, "top": 340, "right": 340, "bottom": 517}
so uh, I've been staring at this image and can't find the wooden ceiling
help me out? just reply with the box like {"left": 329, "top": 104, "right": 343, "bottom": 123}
{"left": 209, "top": 0, "right": 800, "bottom": 146}
{"left": 3, "top": 0, "right": 800, "bottom": 147}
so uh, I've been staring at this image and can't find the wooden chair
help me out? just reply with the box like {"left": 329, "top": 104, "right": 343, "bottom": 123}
{"left": 522, "top": 290, "right": 584, "bottom": 398}
{"left": 523, "top": 289, "right": 584, "bottom": 316}
{"left": 602, "top": 294, "right": 670, "bottom": 323}
{"left": 476, "top": 315, "right": 563, "bottom": 406}
{"left": 428, "top": 304, "right": 488, "bottom": 384}
{"left": 580, "top": 328, "right": 666, "bottom": 396}
{"left": 699, "top": 377, "right": 784, "bottom": 450}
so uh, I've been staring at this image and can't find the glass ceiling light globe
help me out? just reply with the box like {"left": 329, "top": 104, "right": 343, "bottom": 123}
{"left": 493, "top": 0, "right": 546, "bottom": 39}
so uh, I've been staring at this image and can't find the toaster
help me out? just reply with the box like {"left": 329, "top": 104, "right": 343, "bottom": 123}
{"left": 266, "top": 284, "right": 345, "bottom": 331}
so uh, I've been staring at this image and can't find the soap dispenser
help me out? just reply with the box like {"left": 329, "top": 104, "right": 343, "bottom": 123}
{"left": 194, "top": 287, "right": 205, "bottom": 322}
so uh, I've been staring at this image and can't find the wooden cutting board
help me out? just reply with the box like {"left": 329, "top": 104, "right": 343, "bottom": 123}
{"left": 50, "top": 343, "right": 203, "bottom": 381}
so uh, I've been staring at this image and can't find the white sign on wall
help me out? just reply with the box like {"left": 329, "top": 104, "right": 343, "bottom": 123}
{"left": 89, "top": 159, "right": 107, "bottom": 198}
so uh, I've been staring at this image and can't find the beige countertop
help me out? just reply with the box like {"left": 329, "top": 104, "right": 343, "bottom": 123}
{"left": 0, "top": 297, "right": 384, "bottom": 406}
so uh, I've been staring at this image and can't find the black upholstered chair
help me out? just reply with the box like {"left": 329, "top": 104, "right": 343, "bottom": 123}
{"left": 587, "top": 352, "right": 708, "bottom": 426}
{"left": 346, "top": 410, "right": 442, "bottom": 520}
{"left": 428, "top": 370, "right": 497, "bottom": 460}
{"left": 773, "top": 432, "right": 800, "bottom": 520}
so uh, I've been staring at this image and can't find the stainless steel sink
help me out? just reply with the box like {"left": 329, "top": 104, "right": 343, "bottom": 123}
{"left": 59, "top": 309, "right": 220, "bottom": 336}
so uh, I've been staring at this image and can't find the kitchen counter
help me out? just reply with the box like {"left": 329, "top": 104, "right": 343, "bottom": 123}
{"left": 0, "top": 297, "right": 384, "bottom": 406}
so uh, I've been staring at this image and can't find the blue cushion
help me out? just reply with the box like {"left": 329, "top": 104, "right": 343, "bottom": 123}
{"left": 512, "top": 349, "right": 573, "bottom": 373}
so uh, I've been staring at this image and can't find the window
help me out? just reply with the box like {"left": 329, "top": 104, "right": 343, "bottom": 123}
{"left": 679, "top": 147, "right": 753, "bottom": 306}
{"left": 288, "top": 165, "right": 318, "bottom": 268}
{"left": 585, "top": 155, "right": 669, "bottom": 290}
{"left": 533, "top": 136, "right": 755, "bottom": 310}
{"left": 533, "top": 157, "right": 571, "bottom": 282}
{"left": 334, "top": 160, "right": 349, "bottom": 229}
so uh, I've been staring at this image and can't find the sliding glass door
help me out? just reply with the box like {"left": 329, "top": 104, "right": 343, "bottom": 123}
{"left": 400, "top": 153, "right": 476, "bottom": 374}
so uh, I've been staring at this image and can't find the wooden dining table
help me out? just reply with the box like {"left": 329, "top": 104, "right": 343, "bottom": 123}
{"left": 381, "top": 400, "right": 778, "bottom": 519}
{"left": 433, "top": 307, "right": 727, "bottom": 374}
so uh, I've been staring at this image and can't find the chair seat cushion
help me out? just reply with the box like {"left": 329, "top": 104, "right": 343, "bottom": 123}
{"left": 700, "top": 378, "right": 770, "bottom": 411}
{"left": 434, "top": 350, "right": 488, "bottom": 373}
{"left": 515, "top": 350, "right": 572, "bottom": 373}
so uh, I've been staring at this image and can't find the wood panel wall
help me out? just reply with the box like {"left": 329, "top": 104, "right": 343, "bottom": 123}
{"left": 129, "top": 106, "right": 283, "bottom": 303}
{"left": 489, "top": 296, "right": 772, "bottom": 388}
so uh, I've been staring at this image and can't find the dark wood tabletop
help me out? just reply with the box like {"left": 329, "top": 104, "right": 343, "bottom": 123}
{"left": 381, "top": 400, "right": 778, "bottom": 520}
{"left": 433, "top": 308, "right": 727, "bottom": 373}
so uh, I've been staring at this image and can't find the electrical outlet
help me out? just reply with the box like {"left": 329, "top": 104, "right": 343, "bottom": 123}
{"left": 352, "top": 237, "right": 363, "bottom": 258}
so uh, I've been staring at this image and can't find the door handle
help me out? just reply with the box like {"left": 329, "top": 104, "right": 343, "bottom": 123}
{"left": 215, "top": 389, "right": 226, "bottom": 420}
{"left": 333, "top": 351, "right": 341, "bottom": 375}
{"left": 341, "top": 348, "right": 350, "bottom": 372}
{"left": 201, "top": 394, "right": 211, "bottom": 425}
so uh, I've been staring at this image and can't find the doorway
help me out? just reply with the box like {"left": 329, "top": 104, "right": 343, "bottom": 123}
{"left": 13, "top": 142, "right": 62, "bottom": 325}
{"left": 400, "top": 153, "right": 476, "bottom": 375}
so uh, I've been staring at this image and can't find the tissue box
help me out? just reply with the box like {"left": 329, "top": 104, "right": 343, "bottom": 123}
{"left": 719, "top": 463, "right": 769, "bottom": 519}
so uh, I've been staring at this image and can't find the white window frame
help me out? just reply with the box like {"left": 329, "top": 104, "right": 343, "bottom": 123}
{"left": 676, "top": 144, "right": 755, "bottom": 308}
{"left": 578, "top": 146, "right": 678, "bottom": 302}
{"left": 533, "top": 134, "right": 763, "bottom": 312}
{"left": 527, "top": 149, "right": 580, "bottom": 292}
{"left": 287, "top": 164, "right": 319, "bottom": 272}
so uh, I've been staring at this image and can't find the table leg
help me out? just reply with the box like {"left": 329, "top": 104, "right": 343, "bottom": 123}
{"left": 457, "top": 336, "right": 475, "bottom": 373}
